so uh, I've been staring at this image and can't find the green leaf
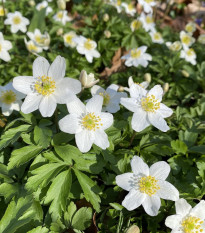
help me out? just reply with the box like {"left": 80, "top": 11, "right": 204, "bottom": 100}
{"left": 26, "top": 163, "right": 66, "bottom": 191}
{"left": 171, "top": 140, "right": 188, "bottom": 154}
{"left": 29, "top": 9, "right": 46, "bottom": 32}
{"left": 34, "top": 125, "right": 52, "bottom": 148}
{"left": 64, "top": 202, "right": 77, "bottom": 226}
{"left": 0, "top": 183, "right": 19, "bottom": 201}
{"left": 71, "top": 207, "right": 92, "bottom": 230}
{"left": 44, "top": 169, "right": 72, "bottom": 220}
{"left": 0, "top": 125, "right": 33, "bottom": 150}
{"left": 73, "top": 168, "right": 101, "bottom": 212}
{"left": 27, "top": 226, "right": 49, "bottom": 233}
{"left": 189, "top": 146, "right": 205, "bottom": 154}
{"left": 8, "top": 145, "right": 43, "bottom": 170}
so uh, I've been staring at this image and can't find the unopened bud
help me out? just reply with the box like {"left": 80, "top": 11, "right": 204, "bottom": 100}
{"left": 103, "top": 13, "right": 109, "bottom": 22}
{"left": 104, "top": 30, "right": 111, "bottom": 38}
{"left": 57, "top": 28, "right": 63, "bottom": 36}
{"left": 163, "top": 83, "right": 169, "bottom": 93}
{"left": 144, "top": 73, "right": 151, "bottom": 83}
{"left": 181, "top": 70, "right": 189, "bottom": 77}
{"left": 57, "top": 0, "right": 66, "bottom": 10}
{"left": 126, "top": 225, "right": 140, "bottom": 233}
{"left": 28, "top": 0, "right": 35, "bottom": 6}
{"left": 118, "top": 86, "right": 124, "bottom": 92}
{"left": 79, "top": 70, "right": 99, "bottom": 88}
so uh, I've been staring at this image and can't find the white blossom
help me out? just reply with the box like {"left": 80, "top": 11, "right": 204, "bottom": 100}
{"left": 53, "top": 10, "right": 72, "bottom": 25}
{"left": 0, "top": 32, "right": 12, "bottom": 62}
{"left": 180, "top": 48, "right": 196, "bottom": 65}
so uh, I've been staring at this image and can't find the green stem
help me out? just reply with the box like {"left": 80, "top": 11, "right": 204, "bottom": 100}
{"left": 130, "top": 131, "right": 136, "bottom": 146}
{"left": 55, "top": 108, "right": 59, "bottom": 133}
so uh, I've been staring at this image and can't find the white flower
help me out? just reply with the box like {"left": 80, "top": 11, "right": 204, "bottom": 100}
{"left": 0, "top": 82, "right": 25, "bottom": 116}
{"left": 198, "top": 34, "right": 205, "bottom": 44}
{"left": 74, "top": 36, "right": 100, "bottom": 63}
{"left": 0, "top": 32, "right": 12, "bottom": 62}
{"left": 13, "top": 56, "right": 81, "bottom": 117}
{"left": 166, "top": 41, "right": 182, "bottom": 51}
{"left": 121, "top": 2, "right": 136, "bottom": 16}
{"left": 138, "top": 0, "right": 156, "bottom": 13}
{"left": 59, "top": 95, "right": 113, "bottom": 153}
{"left": 138, "top": 12, "right": 155, "bottom": 32}
{"left": 180, "top": 48, "right": 196, "bottom": 65}
{"left": 180, "top": 31, "right": 195, "bottom": 49}
{"left": 149, "top": 31, "right": 164, "bottom": 44}
{"left": 0, "top": 6, "right": 7, "bottom": 17}
{"left": 121, "top": 85, "right": 173, "bottom": 132}
{"left": 27, "top": 29, "right": 50, "bottom": 50}
{"left": 116, "top": 156, "right": 179, "bottom": 216}
{"left": 4, "top": 11, "right": 29, "bottom": 33}
{"left": 63, "top": 31, "right": 77, "bottom": 48}
{"left": 53, "top": 10, "right": 72, "bottom": 25}
{"left": 36, "top": 1, "right": 53, "bottom": 15}
{"left": 91, "top": 84, "right": 127, "bottom": 113}
{"left": 79, "top": 70, "right": 99, "bottom": 89}
{"left": 185, "top": 22, "right": 196, "bottom": 35}
{"left": 124, "top": 76, "right": 149, "bottom": 92}
{"left": 24, "top": 38, "right": 43, "bottom": 54}
{"left": 121, "top": 46, "right": 152, "bottom": 68}
{"left": 130, "top": 19, "right": 142, "bottom": 32}
{"left": 107, "top": 0, "right": 123, "bottom": 13}
{"left": 165, "top": 198, "right": 205, "bottom": 233}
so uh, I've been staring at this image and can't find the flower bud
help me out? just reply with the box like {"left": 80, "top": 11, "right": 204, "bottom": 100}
{"left": 57, "top": 0, "right": 66, "bottom": 10}
{"left": 79, "top": 70, "right": 99, "bottom": 88}
{"left": 144, "top": 73, "right": 151, "bottom": 83}
{"left": 28, "top": 0, "right": 35, "bottom": 6}
{"left": 57, "top": 28, "right": 64, "bottom": 36}
{"left": 104, "top": 30, "right": 111, "bottom": 38}
{"left": 163, "top": 83, "right": 169, "bottom": 93}
{"left": 0, "top": 6, "right": 7, "bottom": 16}
{"left": 126, "top": 225, "right": 140, "bottom": 233}
{"left": 181, "top": 70, "right": 189, "bottom": 77}
{"left": 118, "top": 86, "right": 124, "bottom": 92}
{"left": 103, "top": 13, "right": 109, "bottom": 22}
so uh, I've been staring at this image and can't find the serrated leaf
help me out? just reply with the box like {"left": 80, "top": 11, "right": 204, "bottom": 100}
{"left": 0, "top": 183, "right": 19, "bottom": 201}
{"left": 27, "top": 226, "right": 49, "bottom": 233}
{"left": 64, "top": 202, "right": 77, "bottom": 226}
{"left": 73, "top": 168, "right": 101, "bottom": 212}
{"left": 71, "top": 207, "right": 92, "bottom": 230}
{"left": 44, "top": 169, "right": 72, "bottom": 220}
{"left": 8, "top": 145, "right": 43, "bottom": 170}
{"left": 34, "top": 125, "right": 52, "bottom": 148}
{"left": 29, "top": 9, "right": 46, "bottom": 32}
{"left": 171, "top": 140, "right": 188, "bottom": 155}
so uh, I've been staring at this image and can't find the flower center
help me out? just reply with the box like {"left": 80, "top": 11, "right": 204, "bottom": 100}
{"left": 132, "top": 20, "right": 142, "bottom": 30}
{"left": 65, "top": 35, "right": 73, "bottom": 44}
{"left": 128, "top": 3, "right": 134, "bottom": 10}
{"left": 181, "top": 216, "right": 204, "bottom": 233}
{"left": 139, "top": 176, "right": 160, "bottom": 196}
{"left": 131, "top": 49, "right": 141, "bottom": 58}
{"left": 117, "top": 0, "right": 121, "bottom": 6}
{"left": 27, "top": 42, "right": 38, "bottom": 52}
{"left": 187, "top": 48, "right": 195, "bottom": 57}
{"left": 35, "top": 35, "right": 45, "bottom": 44}
{"left": 153, "top": 32, "right": 161, "bottom": 40}
{"left": 84, "top": 39, "right": 94, "bottom": 50}
{"left": 145, "top": 0, "right": 153, "bottom": 3}
{"left": 34, "top": 76, "right": 56, "bottom": 96}
{"left": 81, "top": 112, "right": 103, "bottom": 131}
{"left": 182, "top": 35, "right": 191, "bottom": 45}
{"left": 99, "top": 91, "right": 110, "bottom": 106}
{"left": 0, "top": 90, "right": 16, "bottom": 104}
{"left": 146, "top": 16, "right": 153, "bottom": 24}
{"left": 0, "top": 6, "right": 5, "bottom": 16}
{"left": 185, "top": 24, "right": 194, "bottom": 33}
{"left": 57, "top": 11, "right": 63, "bottom": 19}
{"left": 13, "top": 16, "right": 21, "bottom": 25}
{"left": 141, "top": 95, "right": 160, "bottom": 113}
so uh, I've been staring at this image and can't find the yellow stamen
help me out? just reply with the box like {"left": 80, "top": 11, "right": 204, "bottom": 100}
{"left": 141, "top": 95, "right": 160, "bottom": 113}
{"left": 0, "top": 6, "right": 6, "bottom": 17}
{"left": 145, "top": 0, "right": 153, "bottom": 3}
{"left": 84, "top": 39, "right": 94, "bottom": 50}
{"left": 81, "top": 112, "right": 103, "bottom": 131}
{"left": 139, "top": 176, "right": 160, "bottom": 196}
{"left": 117, "top": 0, "right": 121, "bottom": 6}
{"left": 153, "top": 32, "right": 161, "bottom": 41}
{"left": 146, "top": 16, "right": 153, "bottom": 24}
{"left": 182, "top": 216, "right": 204, "bottom": 233}
{"left": 99, "top": 91, "right": 110, "bottom": 106}
{"left": 182, "top": 35, "right": 191, "bottom": 45}
{"left": 0, "top": 90, "right": 16, "bottom": 105}
{"left": 12, "top": 16, "right": 21, "bottom": 25}
{"left": 187, "top": 48, "right": 195, "bottom": 56}
{"left": 128, "top": 3, "right": 134, "bottom": 11}
{"left": 57, "top": 11, "right": 63, "bottom": 19}
{"left": 65, "top": 34, "right": 73, "bottom": 44}
{"left": 34, "top": 76, "right": 56, "bottom": 96}
{"left": 131, "top": 49, "right": 141, "bottom": 58}
{"left": 27, "top": 43, "right": 38, "bottom": 52}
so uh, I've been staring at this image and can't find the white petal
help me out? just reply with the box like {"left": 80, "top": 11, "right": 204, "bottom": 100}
{"left": 132, "top": 110, "right": 150, "bottom": 132}
{"left": 1, "top": 104, "right": 12, "bottom": 116}
{"left": 21, "top": 93, "right": 42, "bottom": 114}
{"left": 158, "top": 103, "right": 173, "bottom": 118}
{"left": 157, "top": 180, "right": 179, "bottom": 201}
{"left": 190, "top": 200, "right": 205, "bottom": 220}
{"left": 131, "top": 156, "right": 149, "bottom": 176}
{"left": 122, "top": 189, "right": 146, "bottom": 211}
{"left": 142, "top": 195, "right": 161, "bottom": 216}
{"left": 175, "top": 198, "right": 192, "bottom": 216}
{"left": 63, "top": 78, "right": 81, "bottom": 94}
{"left": 75, "top": 130, "right": 93, "bottom": 153}
{"left": 149, "top": 161, "right": 171, "bottom": 180}
{"left": 106, "top": 102, "right": 120, "bottom": 113}
{"left": 148, "top": 112, "right": 170, "bottom": 132}
{"left": 120, "top": 97, "right": 139, "bottom": 112}
{"left": 130, "top": 84, "right": 147, "bottom": 99}
{"left": 33, "top": 56, "right": 49, "bottom": 78}
{"left": 93, "top": 130, "right": 109, "bottom": 150}
{"left": 91, "top": 85, "right": 105, "bottom": 96}
{"left": 86, "top": 95, "right": 103, "bottom": 113}
{"left": 99, "top": 112, "right": 113, "bottom": 130}
{"left": 148, "top": 85, "right": 163, "bottom": 102}
{"left": 85, "top": 54, "right": 93, "bottom": 63}
{"left": 13, "top": 76, "right": 35, "bottom": 95}
{"left": 0, "top": 50, "right": 11, "bottom": 62}
{"left": 11, "top": 100, "right": 21, "bottom": 111}
{"left": 39, "top": 95, "right": 56, "bottom": 117}
{"left": 59, "top": 113, "right": 81, "bottom": 134}
{"left": 106, "top": 84, "right": 119, "bottom": 93}
{"left": 116, "top": 173, "right": 134, "bottom": 191}
{"left": 165, "top": 214, "right": 182, "bottom": 230}
{"left": 66, "top": 97, "right": 86, "bottom": 115}
{"left": 48, "top": 56, "right": 66, "bottom": 81}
